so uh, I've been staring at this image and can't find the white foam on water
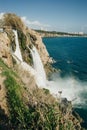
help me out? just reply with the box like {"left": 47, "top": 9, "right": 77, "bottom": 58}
{"left": 47, "top": 73, "right": 87, "bottom": 108}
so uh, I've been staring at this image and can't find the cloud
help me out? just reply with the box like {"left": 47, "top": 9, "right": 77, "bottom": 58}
{"left": 21, "top": 16, "right": 50, "bottom": 30}
{"left": 0, "top": 12, "right": 4, "bottom": 19}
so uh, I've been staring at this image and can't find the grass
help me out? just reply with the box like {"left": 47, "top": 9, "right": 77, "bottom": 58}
{"left": 18, "top": 30, "right": 26, "bottom": 50}
{"left": 0, "top": 59, "right": 28, "bottom": 129}
{"left": 0, "top": 59, "right": 59, "bottom": 129}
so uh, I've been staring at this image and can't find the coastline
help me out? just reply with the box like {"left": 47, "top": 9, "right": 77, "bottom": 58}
{"left": 35, "top": 30, "right": 87, "bottom": 38}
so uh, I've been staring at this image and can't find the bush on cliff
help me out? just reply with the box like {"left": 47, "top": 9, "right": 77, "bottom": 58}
{"left": 3, "top": 13, "right": 25, "bottom": 31}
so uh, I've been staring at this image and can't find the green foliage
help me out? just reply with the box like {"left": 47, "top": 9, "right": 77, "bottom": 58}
{"left": 3, "top": 70, "right": 29, "bottom": 129}
{"left": 66, "top": 122, "right": 74, "bottom": 130}
{"left": 0, "top": 58, "right": 9, "bottom": 69}
{"left": 0, "top": 58, "right": 17, "bottom": 77}
{"left": 18, "top": 30, "right": 26, "bottom": 50}
{"left": 44, "top": 105, "right": 59, "bottom": 130}
{"left": 0, "top": 59, "right": 57, "bottom": 129}
{"left": 43, "top": 88, "right": 50, "bottom": 95}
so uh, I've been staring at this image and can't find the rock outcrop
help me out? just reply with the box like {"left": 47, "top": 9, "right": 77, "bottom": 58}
{"left": 0, "top": 13, "right": 52, "bottom": 66}
{"left": 0, "top": 32, "right": 13, "bottom": 67}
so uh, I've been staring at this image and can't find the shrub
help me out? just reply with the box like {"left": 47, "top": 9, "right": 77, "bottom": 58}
{"left": 4, "top": 13, "right": 24, "bottom": 31}
{"left": 43, "top": 88, "right": 50, "bottom": 95}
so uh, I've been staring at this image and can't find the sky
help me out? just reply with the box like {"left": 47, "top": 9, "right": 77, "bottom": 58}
{"left": 0, "top": 0, "right": 87, "bottom": 33}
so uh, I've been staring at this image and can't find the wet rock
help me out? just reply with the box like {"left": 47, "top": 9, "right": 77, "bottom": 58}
{"left": 59, "top": 98, "right": 72, "bottom": 114}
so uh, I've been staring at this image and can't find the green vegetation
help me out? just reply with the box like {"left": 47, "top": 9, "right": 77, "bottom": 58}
{"left": 43, "top": 88, "right": 50, "bottom": 95}
{"left": 4, "top": 72, "right": 59, "bottom": 130}
{"left": 18, "top": 30, "right": 26, "bottom": 50}
{"left": 17, "top": 30, "right": 33, "bottom": 65}
{"left": 0, "top": 59, "right": 59, "bottom": 130}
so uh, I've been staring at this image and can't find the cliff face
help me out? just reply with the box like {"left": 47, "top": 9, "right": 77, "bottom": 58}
{"left": 0, "top": 13, "right": 82, "bottom": 130}
{"left": 0, "top": 32, "right": 13, "bottom": 67}
{"left": 0, "top": 13, "right": 51, "bottom": 66}
{"left": 26, "top": 28, "right": 52, "bottom": 65}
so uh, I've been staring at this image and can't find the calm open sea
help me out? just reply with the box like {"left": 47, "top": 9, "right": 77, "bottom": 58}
{"left": 43, "top": 37, "right": 87, "bottom": 129}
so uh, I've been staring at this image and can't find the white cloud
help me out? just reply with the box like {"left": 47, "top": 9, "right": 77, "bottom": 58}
{"left": 21, "top": 16, "right": 50, "bottom": 30}
{"left": 0, "top": 12, "right": 4, "bottom": 19}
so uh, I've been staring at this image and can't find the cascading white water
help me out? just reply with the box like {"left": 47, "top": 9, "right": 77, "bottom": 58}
{"left": 30, "top": 46, "right": 46, "bottom": 87}
{"left": 13, "top": 30, "right": 23, "bottom": 62}
{"left": 12, "top": 30, "right": 36, "bottom": 75}
{"left": 12, "top": 30, "right": 46, "bottom": 87}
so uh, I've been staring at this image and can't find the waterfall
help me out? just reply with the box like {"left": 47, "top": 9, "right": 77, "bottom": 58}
{"left": 30, "top": 46, "right": 46, "bottom": 87}
{"left": 12, "top": 29, "right": 49, "bottom": 87}
{"left": 13, "top": 30, "right": 23, "bottom": 62}
{"left": 12, "top": 29, "right": 47, "bottom": 87}
{"left": 12, "top": 30, "right": 36, "bottom": 75}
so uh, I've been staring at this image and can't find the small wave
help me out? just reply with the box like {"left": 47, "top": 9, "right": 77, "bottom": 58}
{"left": 73, "top": 70, "right": 79, "bottom": 73}
{"left": 72, "top": 62, "right": 80, "bottom": 68}
{"left": 67, "top": 60, "right": 73, "bottom": 64}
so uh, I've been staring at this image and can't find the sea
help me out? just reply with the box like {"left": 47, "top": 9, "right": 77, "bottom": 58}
{"left": 43, "top": 37, "right": 87, "bottom": 129}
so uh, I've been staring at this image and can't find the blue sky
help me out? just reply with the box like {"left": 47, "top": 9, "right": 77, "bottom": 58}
{"left": 0, "top": 0, "right": 87, "bottom": 33}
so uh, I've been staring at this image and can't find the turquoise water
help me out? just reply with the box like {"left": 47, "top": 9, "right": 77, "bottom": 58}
{"left": 43, "top": 37, "right": 87, "bottom": 129}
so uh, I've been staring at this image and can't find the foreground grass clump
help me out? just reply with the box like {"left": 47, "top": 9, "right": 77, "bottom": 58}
{"left": 4, "top": 72, "right": 59, "bottom": 130}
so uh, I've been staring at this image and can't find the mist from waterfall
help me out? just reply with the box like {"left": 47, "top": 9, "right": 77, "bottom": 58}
{"left": 12, "top": 30, "right": 46, "bottom": 87}
{"left": 47, "top": 74, "right": 87, "bottom": 108}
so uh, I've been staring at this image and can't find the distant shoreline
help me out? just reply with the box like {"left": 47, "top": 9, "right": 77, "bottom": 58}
{"left": 35, "top": 30, "right": 87, "bottom": 38}
{"left": 42, "top": 35, "right": 87, "bottom": 38}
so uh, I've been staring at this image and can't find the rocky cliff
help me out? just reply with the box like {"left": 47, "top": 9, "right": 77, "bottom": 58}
{"left": 1, "top": 14, "right": 52, "bottom": 65}
{"left": 0, "top": 13, "right": 83, "bottom": 130}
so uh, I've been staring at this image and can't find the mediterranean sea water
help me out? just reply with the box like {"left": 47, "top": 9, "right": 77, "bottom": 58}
{"left": 43, "top": 37, "right": 87, "bottom": 129}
